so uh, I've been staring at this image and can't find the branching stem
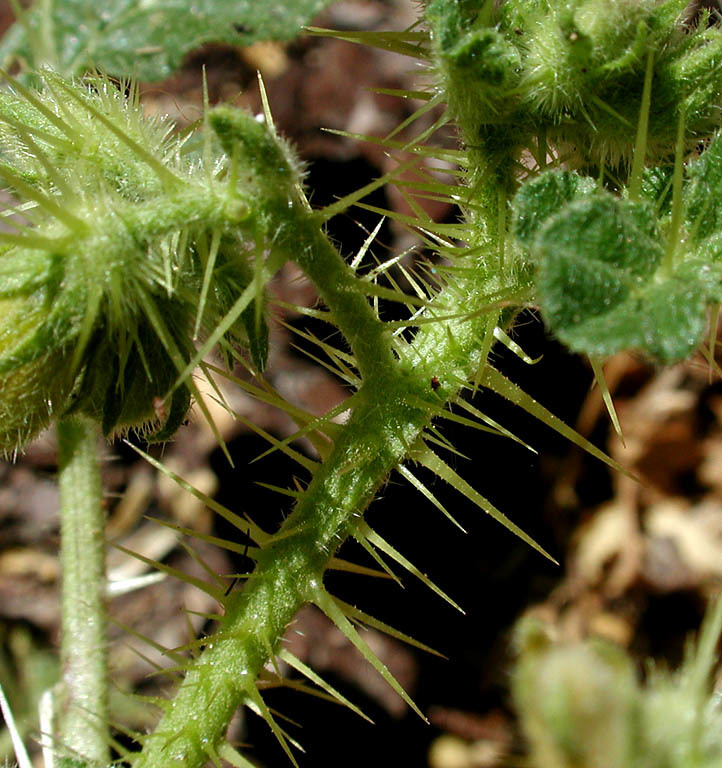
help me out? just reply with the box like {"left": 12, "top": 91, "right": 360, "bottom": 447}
{"left": 134, "top": 155, "right": 510, "bottom": 768}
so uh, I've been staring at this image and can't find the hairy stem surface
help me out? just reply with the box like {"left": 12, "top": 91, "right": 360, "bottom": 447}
{"left": 134, "top": 157, "right": 510, "bottom": 766}
{"left": 57, "top": 417, "right": 109, "bottom": 764}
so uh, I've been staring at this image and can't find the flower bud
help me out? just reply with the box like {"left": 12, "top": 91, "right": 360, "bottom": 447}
{"left": 0, "top": 72, "right": 280, "bottom": 453}
{"left": 513, "top": 617, "right": 638, "bottom": 768}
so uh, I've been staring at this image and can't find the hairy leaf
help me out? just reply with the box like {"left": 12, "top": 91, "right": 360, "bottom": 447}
{"left": 526, "top": 193, "right": 713, "bottom": 362}
{"left": 685, "top": 132, "right": 722, "bottom": 244}
{"left": 511, "top": 169, "right": 596, "bottom": 247}
{"left": 553, "top": 271, "right": 708, "bottom": 362}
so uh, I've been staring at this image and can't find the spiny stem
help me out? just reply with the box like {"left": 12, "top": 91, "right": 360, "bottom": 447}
{"left": 281, "top": 209, "right": 397, "bottom": 382}
{"left": 134, "top": 158, "right": 510, "bottom": 768}
{"left": 133, "top": 382, "right": 434, "bottom": 767}
{"left": 57, "top": 417, "right": 109, "bottom": 765}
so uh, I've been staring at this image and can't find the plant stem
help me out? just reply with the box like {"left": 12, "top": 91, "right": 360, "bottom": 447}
{"left": 134, "top": 159, "right": 514, "bottom": 766}
{"left": 57, "top": 417, "right": 109, "bottom": 765}
{"left": 134, "top": 381, "right": 433, "bottom": 766}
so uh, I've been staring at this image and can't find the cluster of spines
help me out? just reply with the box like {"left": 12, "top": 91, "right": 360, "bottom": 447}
{"left": 103, "top": 334, "right": 627, "bottom": 766}
{"left": 0, "top": 70, "right": 276, "bottom": 455}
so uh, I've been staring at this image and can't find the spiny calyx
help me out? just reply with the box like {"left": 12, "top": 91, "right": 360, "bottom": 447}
{"left": 427, "top": 0, "right": 722, "bottom": 169}
{"left": 0, "top": 72, "right": 299, "bottom": 454}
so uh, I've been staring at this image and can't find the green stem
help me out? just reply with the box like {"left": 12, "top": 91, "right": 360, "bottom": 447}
{"left": 280, "top": 209, "right": 397, "bottom": 382}
{"left": 57, "top": 417, "right": 109, "bottom": 765}
{"left": 134, "top": 160, "right": 510, "bottom": 767}
{"left": 134, "top": 381, "right": 433, "bottom": 767}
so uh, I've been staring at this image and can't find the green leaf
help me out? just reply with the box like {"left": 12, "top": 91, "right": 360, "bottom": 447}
{"left": 685, "top": 132, "right": 722, "bottom": 244}
{"left": 556, "top": 271, "right": 708, "bottom": 362}
{"left": 1, "top": 0, "right": 337, "bottom": 81}
{"left": 511, "top": 170, "right": 596, "bottom": 248}
{"left": 681, "top": 241, "right": 722, "bottom": 303}
{"left": 512, "top": 162, "right": 722, "bottom": 363}
{"left": 534, "top": 193, "right": 662, "bottom": 316}
{"left": 529, "top": 193, "right": 715, "bottom": 362}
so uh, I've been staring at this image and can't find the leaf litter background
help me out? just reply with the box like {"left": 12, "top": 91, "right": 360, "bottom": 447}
{"left": 0, "top": 0, "right": 721, "bottom": 765}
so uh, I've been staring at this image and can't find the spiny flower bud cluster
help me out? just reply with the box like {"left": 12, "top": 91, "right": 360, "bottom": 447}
{"left": 427, "top": 0, "right": 722, "bottom": 169}
{"left": 0, "top": 72, "right": 300, "bottom": 455}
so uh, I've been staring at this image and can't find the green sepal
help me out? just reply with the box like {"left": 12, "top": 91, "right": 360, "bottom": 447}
{"left": 0, "top": 346, "right": 77, "bottom": 455}
{"left": 68, "top": 309, "right": 195, "bottom": 440}
{"left": 145, "top": 383, "right": 192, "bottom": 444}
{"left": 241, "top": 306, "right": 269, "bottom": 372}
{"left": 0, "top": 247, "right": 60, "bottom": 298}
{"left": 0, "top": 250, "right": 86, "bottom": 374}
{"left": 0, "top": 250, "right": 82, "bottom": 452}
{"left": 213, "top": 236, "right": 270, "bottom": 371}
